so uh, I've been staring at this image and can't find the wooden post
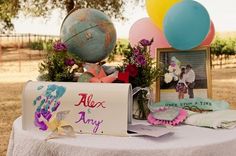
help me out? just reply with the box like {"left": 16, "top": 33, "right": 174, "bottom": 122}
{"left": 21, "top": 34, "right": 24, "bottom": 48}
{"left": 34, "top": 34, "right": 36, "bottom": 43}
{"left": 18, "top": 34, "right": 21, "bottom": 72}
{"left": 28, "top": 33, "right": 31, "bottom": 45}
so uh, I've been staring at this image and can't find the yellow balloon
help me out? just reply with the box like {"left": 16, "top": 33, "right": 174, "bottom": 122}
{"left": 146, "top": 0, "right": 182, "bottom": 29}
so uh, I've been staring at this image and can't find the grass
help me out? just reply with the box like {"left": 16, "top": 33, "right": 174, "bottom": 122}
{"left": 0, "top": 83, "right": 23, "bottom": 156}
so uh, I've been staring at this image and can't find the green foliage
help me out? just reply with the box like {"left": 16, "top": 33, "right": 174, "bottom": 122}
{"left": 222, "top": 38, "right": 236, "bottom": 56}
{"left": 107, "top": 39, "right": 129, "bottom": 62}
{"left": 210, "top": 37, "right": 236, "bottom": 57}
{"left": 21, "top": 0, "right": 124, "bottom": 18}
{"left": 28, "top": 39, "right": 55, "bottom": 51}
{"left": 0, "top": 0, "right": 143, "bottom": 33}
{"left": 0, "top": 0, "right": 20, "bottom": 33}
{"left": 42, "top": 39, "right": 55, "bottom": 52}
{"left": 39, "top": 42, "right": 83, "bottom": 82}
{"left": 28, "top": 40, "right": 44, "bottom": 51}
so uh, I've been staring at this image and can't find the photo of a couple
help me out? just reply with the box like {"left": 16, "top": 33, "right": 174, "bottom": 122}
{"left": 158, "top": 49, "right": 210, "bottom": 102}
{"left": 175, "top": 65, "right": 195, "bottom": 99}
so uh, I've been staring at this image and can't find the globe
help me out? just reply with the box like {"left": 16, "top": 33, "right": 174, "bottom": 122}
{"left": 60, "top": 8, "right": 117, "bottom": 63}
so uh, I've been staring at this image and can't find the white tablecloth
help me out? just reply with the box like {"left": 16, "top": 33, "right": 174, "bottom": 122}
{"left": 7, "top": 117, "right": 236, "bottom": 156}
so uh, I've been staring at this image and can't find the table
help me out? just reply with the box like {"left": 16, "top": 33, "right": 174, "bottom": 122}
{"left": 7, "top": 117, "right": 236, "bottom": 156}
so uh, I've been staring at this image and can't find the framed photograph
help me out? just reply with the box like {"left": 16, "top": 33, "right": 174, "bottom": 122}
{"left": 156, "top": 47, "right": 212, "bottom": 102}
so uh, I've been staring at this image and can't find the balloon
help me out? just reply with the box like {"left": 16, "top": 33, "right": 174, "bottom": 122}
{"left": 146, "top": 0, "right": 182, "bottom": 29}
{"left": 164, "top": 0, "right": 210, "bottom": 50}
{"left": 201, "top": 21, "right": 215, "bottom": 46}
{"left": 129, "top": 18, "right": 170, "bottom": 57}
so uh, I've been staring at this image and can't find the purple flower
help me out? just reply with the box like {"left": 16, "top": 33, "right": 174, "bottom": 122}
{"left": 53, "top": 41, "right": 67, "bottom": 52}
{"left": 133, "top": 48, "right": 140, "bottom": 55}
{"left": 64, "top": 58, "right": 75, "bottom": 66}
{"left": 136, "top": 54, "right": 146, "bottom": 66}
{"left": 139, "top": 38, "right": 153, "bottom": 46}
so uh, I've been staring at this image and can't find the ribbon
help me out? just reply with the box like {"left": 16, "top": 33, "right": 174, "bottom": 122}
{"left": 149, "top": 97, "right": 229, "bottom": 112}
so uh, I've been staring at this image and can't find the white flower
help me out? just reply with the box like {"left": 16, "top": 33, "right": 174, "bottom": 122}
{"left": 174, "top": 67, "right": 181, "bottom": 75}
{"left": 168, "top": 66, "right": 174, "bottom": 72}
{"left": 164, "top": 73, "right": 173, "bottom": 83}
{"left": 173, "top": 75, "right": 179, "bottom": 81}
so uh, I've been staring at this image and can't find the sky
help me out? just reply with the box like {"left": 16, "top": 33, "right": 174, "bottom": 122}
{"left": 13, "top": 0, "right": 236, "bottom": 38}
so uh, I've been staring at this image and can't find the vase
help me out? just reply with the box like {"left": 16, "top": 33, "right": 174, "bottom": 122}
{"left": 133, "top": 89, "right": 150, "bottom": 120}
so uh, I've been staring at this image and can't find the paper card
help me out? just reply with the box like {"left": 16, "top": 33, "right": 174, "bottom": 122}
{"left": 128, "top": 124, "right": 174, "bottom": 138}
{"left": 22, "top": 81, "right": 132, "bottom": 136}
{"left": 152, "top": 107, "right": 180, "bottom": 121}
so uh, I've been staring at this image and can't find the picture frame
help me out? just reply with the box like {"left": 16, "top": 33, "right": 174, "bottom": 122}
{"left": 156, "top": 47, "right": 212, "bottom": 102}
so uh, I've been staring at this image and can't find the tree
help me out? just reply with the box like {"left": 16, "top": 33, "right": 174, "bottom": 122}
{"left": 211, "top": 37, "right": 236, "bottom": 68}
{"left": 0, "top": 0, "right": 141, "bottom": 33}
{"left": 0, "top": 0, "right": 20, "bottom": 33}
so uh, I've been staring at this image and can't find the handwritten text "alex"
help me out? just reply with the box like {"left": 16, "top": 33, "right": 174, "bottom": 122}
{"left": 75, "top": 93, "right": 106, "bottom": 109}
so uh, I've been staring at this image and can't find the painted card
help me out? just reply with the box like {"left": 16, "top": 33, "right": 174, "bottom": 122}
{"left": 22, "top": 81, "right": 132, "bottom": 136}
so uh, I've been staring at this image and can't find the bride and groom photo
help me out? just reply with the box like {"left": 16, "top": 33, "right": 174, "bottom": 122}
{"left": 175, "top": 64, "right": 195, "bottom": 99}
{"left": 158, "top": 48, "right": 211, "bottom": 102}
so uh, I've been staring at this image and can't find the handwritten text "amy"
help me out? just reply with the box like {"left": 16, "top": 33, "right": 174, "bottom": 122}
{"left": 75, "top": 111, "right": 103, "bottom": 133}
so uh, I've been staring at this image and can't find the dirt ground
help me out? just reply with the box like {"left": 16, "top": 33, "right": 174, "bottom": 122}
{"left": 0, "top": 60, "right": 236, "bottom": 156}
{"left": 0, "top": 83, "right": 23, "bottom": 156}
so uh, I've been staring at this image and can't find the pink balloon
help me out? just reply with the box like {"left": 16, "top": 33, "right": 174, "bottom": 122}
{"left": 129, "top": 17, "right": 170, "bottom": 57}
{"left": 201, "top": 21, "right": 215, "bottom": 46}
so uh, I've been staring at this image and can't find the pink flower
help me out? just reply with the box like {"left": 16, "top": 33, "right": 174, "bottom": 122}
{"left": 133, "top": 48, "right": 140, "bottom": 55}
{"left": 64, "top": 59, "right": 75, "bottom": 66}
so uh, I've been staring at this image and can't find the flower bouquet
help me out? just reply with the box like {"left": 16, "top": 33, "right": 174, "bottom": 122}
{"left": 38, "top": 41, "right": 83, "bottom": 82}
{"left": 117, "top": 39, "right": 162, "bottom": 120}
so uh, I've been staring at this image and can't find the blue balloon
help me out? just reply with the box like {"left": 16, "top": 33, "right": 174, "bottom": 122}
{"left": 164, "top": 1, "right": 210, "bottom": 50}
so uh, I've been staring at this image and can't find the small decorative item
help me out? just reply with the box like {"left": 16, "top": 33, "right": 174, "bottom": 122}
{"left": 38, "top": 41, "right": 83, "bottom": 82}
{"left": 147, "top": 107, "right": 187, "bottom": 126}
{"left": 60, "top": 8, "right": 117, "bottom": 63}
{"left": 78, "top": 64, "right": 117, "bottom": 83}
{"left": 46, "top": 111, "right": 75, "bottom": 140}
{"left": 117, "top": 39, "right": 162, "bottom": 120}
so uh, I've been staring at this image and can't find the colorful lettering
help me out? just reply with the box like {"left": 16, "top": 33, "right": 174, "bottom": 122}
{"left": 75, "top": 93, "right": 106, "bottom": 109}
{"left": 75, "top": 111, "right": 103, "bottom": 133}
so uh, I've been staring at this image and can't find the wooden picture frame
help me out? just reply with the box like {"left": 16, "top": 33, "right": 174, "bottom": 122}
{"left": 156, "top": 47, "right": 212, "bottom": 102}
